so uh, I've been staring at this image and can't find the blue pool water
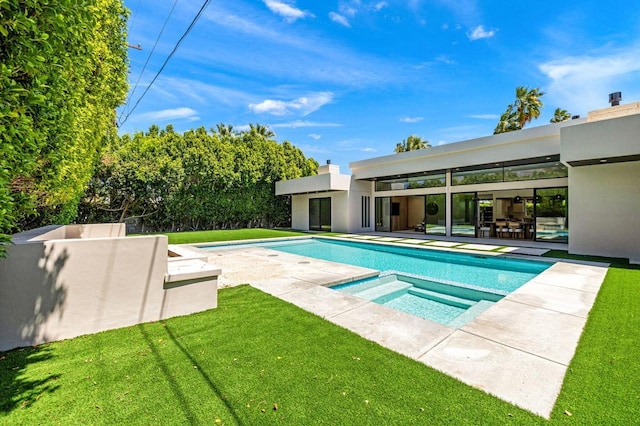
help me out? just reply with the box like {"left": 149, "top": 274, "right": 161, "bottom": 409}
{"left": 216, "top": 238, "right": 550, "bottom": 293}
{"left": 204, "top": 237, "right": 552, "bottom": 327}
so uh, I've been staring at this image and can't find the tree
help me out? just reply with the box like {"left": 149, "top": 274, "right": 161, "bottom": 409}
{"left": 550, "top": 108, "right": 571, "bottom": 123}
{"left": 79, "top": 124, "right": 318, "bottom": 232}
{"left": 213, "top": 123, "right": 236, "bottom": 138}
{"left": 493, "top": 107, "right": 520, "bottom": 134}
{"left": 394, "top": 135, "right": 431, "bottom": 153}
{"left": 248, "top": 123, "right": 275, "bottom": 139}
{"left": 494, "top": 86, "right": 544, "bottom": 134}
{"left": 0, "top": 0, "right": 129, "bottom": 256}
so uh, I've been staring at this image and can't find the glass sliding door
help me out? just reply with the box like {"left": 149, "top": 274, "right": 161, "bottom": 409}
{"left": 309, "top": 197, "right": 331, "bottom": 231}
{"left": 375, "top": 197, "right": 391, "bottom": 232}
{"left": 451, "top": 192, "right": 477, "bottom": 237}
{"left": 425, "top": 194, "right": 446, "bottom": 235}
{"left": 534, "top": 187, "right": 568, "bottom": 242}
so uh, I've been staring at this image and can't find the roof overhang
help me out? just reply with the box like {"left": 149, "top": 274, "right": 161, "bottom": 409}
{"left": 349, "top": 123, "right": 570, "bottom": 180}
{"left": 275, "top": 173, "right": 351, "bottom": 195}
{"left": 561, "top": 113, "right": 640, "bottom": 166}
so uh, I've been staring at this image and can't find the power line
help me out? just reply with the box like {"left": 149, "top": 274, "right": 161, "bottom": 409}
{"left": 118, "top": 0, "right": 180, "bottom": 124}
{"left": 119, "top": 0, "right": 214, "bottom": 127}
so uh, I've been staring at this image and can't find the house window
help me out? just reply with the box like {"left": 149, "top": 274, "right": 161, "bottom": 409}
{"left": 375, "top": 172, "right": 446, "bottom": 191}
{"left": 361, "top": 196, "right": 370, "bottom": 227}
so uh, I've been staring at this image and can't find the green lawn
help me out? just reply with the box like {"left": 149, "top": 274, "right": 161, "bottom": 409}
{"left": 160, "top": 228, "right": 314, "bottom": 245}
{"left": 1, "top": 232, "right": 639, "bottom": 424}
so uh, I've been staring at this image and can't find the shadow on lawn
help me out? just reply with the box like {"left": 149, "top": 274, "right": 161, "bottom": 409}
{"left": 0, "top": 345, "right": 60, "bottom": 413}
{"left": 0, "top": 244, "right": 69, "bottom": 413}
{"left": 137, "top": 323, "right": 242, "bottom": 424}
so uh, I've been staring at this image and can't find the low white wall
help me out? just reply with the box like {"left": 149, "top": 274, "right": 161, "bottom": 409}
{"left": 569, "top": 162, "right": 640, "bottom": 263}
{"left": 0, "top": 227, "right": 219, "bottom": 351}
{"left": 17, "top": 223, "right": 126, "bottom": 242}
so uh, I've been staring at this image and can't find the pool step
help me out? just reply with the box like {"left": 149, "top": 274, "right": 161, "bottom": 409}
{"left": 407, "top": 287, "right": 475, "bottom": 309}
{"left": 353, "top": 280, "right": 412, "bottom": 302}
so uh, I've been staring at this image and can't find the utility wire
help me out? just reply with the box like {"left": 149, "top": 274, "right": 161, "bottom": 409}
{"left": 118, "top": 0, "right": 180, "bottom": 124}
{"left": 119, "top": 0, "right": 214, "bottom": 127}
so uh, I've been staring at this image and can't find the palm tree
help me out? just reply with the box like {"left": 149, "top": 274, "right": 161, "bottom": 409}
{"left": 550, "top": 108, "right": 571, "bottom": 123}
{"left": 248, "top": 123, "right": 275, "bottom": 139}
{"left": 214, "top": 123, "right": 235, "bottom": 137}
{"left": 493, "top": 107, "right": 519, "bottom": 134}
{"left": 394, "top": 135, "right": 431, "bottom": 153}
{"left": 494, "top": 86, "right": 545, "bottom": 134}
{"left": 514, "top": 86, "right": 544, "bottom": 128}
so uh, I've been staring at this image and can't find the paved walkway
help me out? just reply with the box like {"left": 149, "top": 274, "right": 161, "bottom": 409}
{"left": 187, "top": 236, "right": 607, "bottom": 418}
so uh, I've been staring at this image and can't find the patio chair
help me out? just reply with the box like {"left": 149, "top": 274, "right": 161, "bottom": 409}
{"left": 508, "top": 221, "right": 524, "bottom": 239}
{"left": 495, "top": 220, "right": 509, "bottom": 238}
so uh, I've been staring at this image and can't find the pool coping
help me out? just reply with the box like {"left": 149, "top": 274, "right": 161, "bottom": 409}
{"left": 189, "top": 235, "right": 609, "bottom": 419}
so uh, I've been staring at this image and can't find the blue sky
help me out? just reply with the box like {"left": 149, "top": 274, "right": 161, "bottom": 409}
{"left": 118, "top": 0, "right": 640, "bottom": 171}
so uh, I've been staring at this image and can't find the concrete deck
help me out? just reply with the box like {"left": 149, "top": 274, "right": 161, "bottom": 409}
{"left": 198, "top": 237, "right": 607, "bottom": 418}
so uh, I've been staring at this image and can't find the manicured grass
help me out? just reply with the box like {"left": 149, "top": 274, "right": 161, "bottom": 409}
{"left": 550, "top": 265, "right": 640, "bottom": 422}
{"left": 160, "top": 228, "right": 312, "bottom": 245}
{"left": 2, "top": 233, "right": 639, "bottom": 424}
{"left": 0, "top": 286, "right": 544, "bottom": 425}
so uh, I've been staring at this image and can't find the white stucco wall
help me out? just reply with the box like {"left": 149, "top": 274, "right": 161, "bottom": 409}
{"left": 0, "top": 226, "right": 220, "bottom": 351}
{"left": 290, "top": 191, "right": 351, "bottom": 232}
{"left": 291, "top": 195, "right": 309, "bottom": 231}
{"left": 562, "top": 113, "right": 640, "bottom": 164}
{"left": 568, "top": 161, "right": 640, "bottom": 263}
{"left": 275, "top": 171, "right": 350, "bottom": 195}
{"left": 350, "top": 123, "right": 569, "bottom": 180}
{"left": 346, "top": 178, "right": 375, "bottom": 233}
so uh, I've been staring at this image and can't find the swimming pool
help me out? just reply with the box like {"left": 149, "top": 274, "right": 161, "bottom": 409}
{"left": 204, "top": 237, "right": 552, "bottom": 326}
{"left": 210, "top": 238, "right": 550, "bottom": 292}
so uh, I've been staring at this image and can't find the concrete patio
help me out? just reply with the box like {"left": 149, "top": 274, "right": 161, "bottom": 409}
{"left": 195, "top": 236, "right": 608, "bottom": 418}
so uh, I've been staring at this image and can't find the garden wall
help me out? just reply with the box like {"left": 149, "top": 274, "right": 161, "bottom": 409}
{"left": 0, "top": 225, "right": 219, "bottom": 351}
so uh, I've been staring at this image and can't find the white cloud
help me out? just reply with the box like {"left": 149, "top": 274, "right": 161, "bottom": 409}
{"left": 372, "top": 1, "right": 388, "bottom": 12}
{"left": 152, "top": 77, "right": 254, "bottom": 107}
{"left": 467, "top": 25, "right": 496, "bottom": 41}
{"left": 138, "top": 107, "right": 200, "bottom": 122}
{"left": 467, "top": 114, "right": 499, "bottom": 120}
{"left": 361, "top": 147, "right": 377, "bottom": 152}
{"left": 263, "top": 0, "right": 311, "bottom": 22}
{"left": 436, "top": 55, "right": 456, "bottom": 65}
{"left": 400, "top": 116, "right": 424, "bottom": 123}
{"left": 539, "top": 46, "right": 640, "bottom": 113}
{"left": 271, "top": 120, "right": 342, "bottom": 128}
{"left": 249, "top": 92, "right": 334, "bottom": 116}
{"left": 199, "top": 7, "right": 401, "bottom": 88}
{"left": 339, "top": 4, "right": 358, "bottom": 17}
{"left": 308, "top": 133, "right": 322, "bottom": 140}
{"left": 329, "top": 12, "right": 351, "bottom": 27}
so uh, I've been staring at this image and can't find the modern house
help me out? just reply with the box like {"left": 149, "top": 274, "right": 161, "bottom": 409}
{"left": 276, "top": 100, "right": 640, "bottom": 264}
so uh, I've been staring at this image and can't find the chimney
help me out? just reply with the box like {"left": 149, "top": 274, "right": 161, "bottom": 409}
{"left": 609, "top": 92, "right": 622, "bottom": 107}
{"left": 318, "top": 160, "right": 339, "bottom": 175}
